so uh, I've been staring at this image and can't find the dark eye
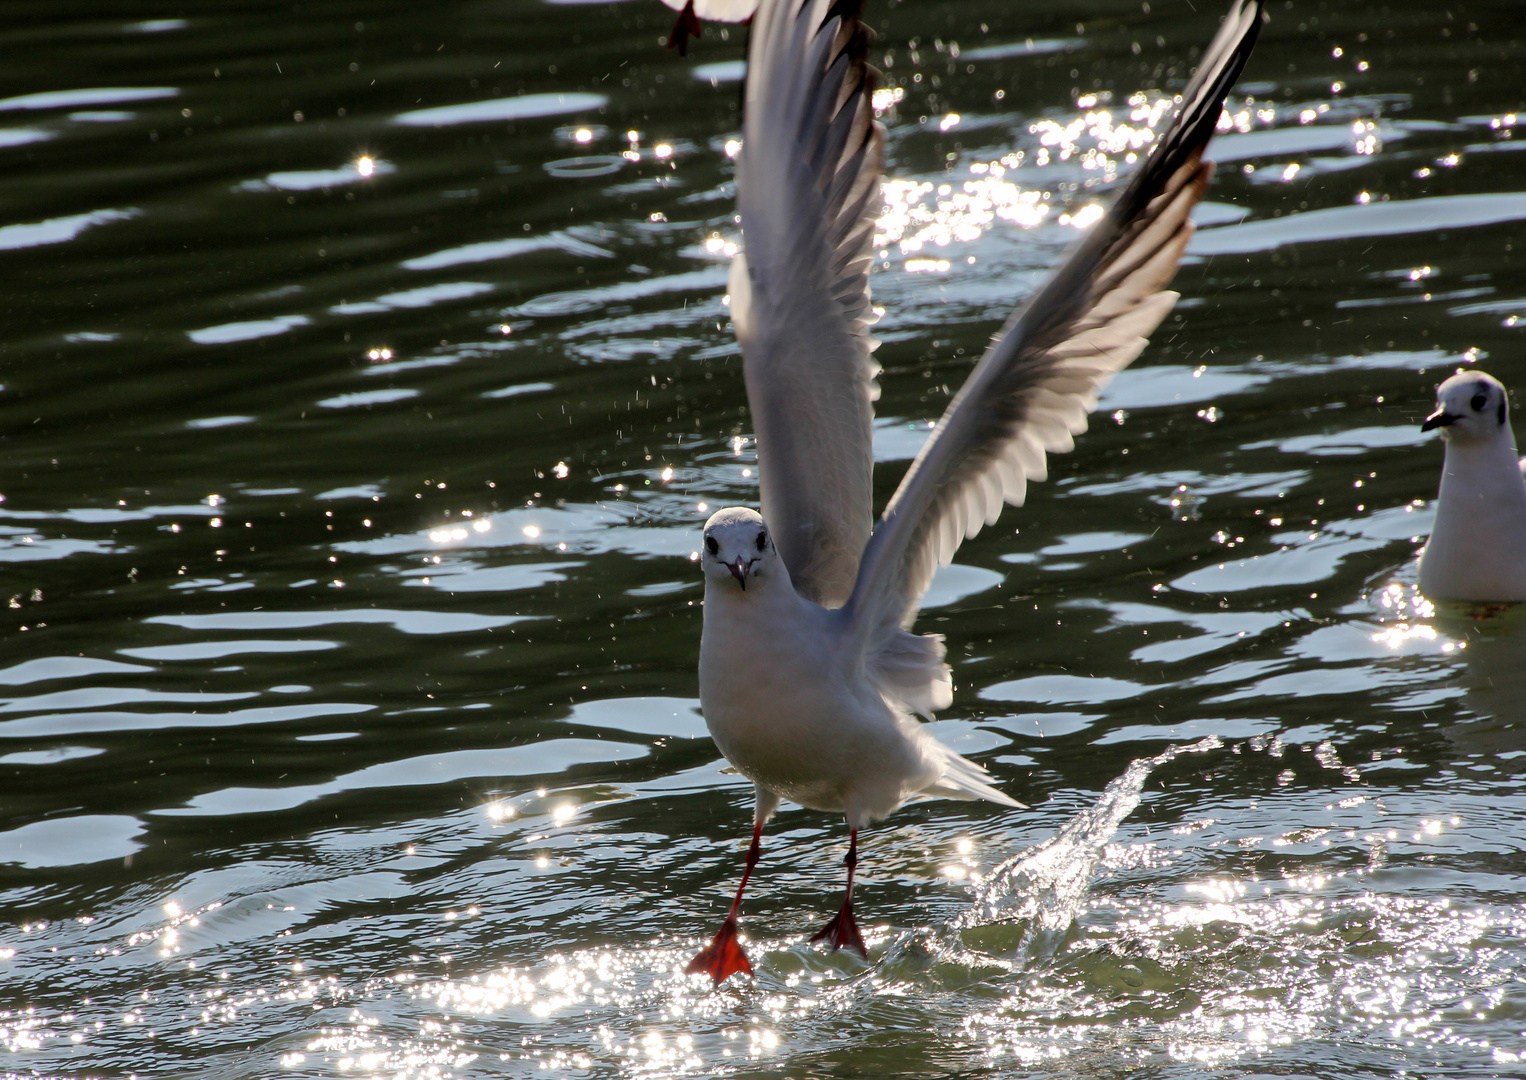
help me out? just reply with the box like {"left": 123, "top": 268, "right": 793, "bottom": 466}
{"left": 756, "top": 531, "right": 767, "bottom": 551}
{"left": 705, "top": 536, "right": 719, "bottom": 555}
{"left": 1472, "top": 393, "right": 1488, "bottom": 411}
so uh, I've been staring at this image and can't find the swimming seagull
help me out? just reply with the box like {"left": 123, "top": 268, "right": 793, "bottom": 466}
{"left": 1417, "top": 370, "right": 1526, "bottom": 601}
{"left": 687, "top": 0, "right": 1265, "bottom": 983}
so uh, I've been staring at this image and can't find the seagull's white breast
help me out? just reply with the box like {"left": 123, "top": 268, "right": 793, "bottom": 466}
{"left": 1421, "top": 437, "right": 1526, "bottom": 601}
{"left": 698, "top": 581, "right": 937, "bottom": 823}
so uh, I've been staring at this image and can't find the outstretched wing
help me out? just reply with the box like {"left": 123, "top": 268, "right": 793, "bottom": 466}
{"left": 730, "top": 0, "right": 884, "bottom": 607}
{"left": 843, "top": 0, "right": 1265, "bottom": 642}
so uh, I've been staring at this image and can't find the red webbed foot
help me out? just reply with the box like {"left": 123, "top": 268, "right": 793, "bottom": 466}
{"left": 667, "top": 0, "right": 702, "bottom": 56}
{"left": 810, "top": 899, "right": 866, "bottom": 958}
{"left": 687, "top": 915, "right": 752, "bottom": 983}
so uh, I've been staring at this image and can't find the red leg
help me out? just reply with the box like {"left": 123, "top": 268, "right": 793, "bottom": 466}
{"left": 810, "top": 828, "right": 867, "bottom": 958}
{"left": 666, "top": 0, "right": 702, "bottom": 56}
{"left": 687, "top": 820, "right": 762, "bottom": 983}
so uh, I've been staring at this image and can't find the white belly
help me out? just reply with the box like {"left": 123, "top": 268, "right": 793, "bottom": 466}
{"left": 698, "top": 585, "right": 934, "bottom": 821}
{"left": 1421, "top": 450, "right": 1526, "bottom": 602}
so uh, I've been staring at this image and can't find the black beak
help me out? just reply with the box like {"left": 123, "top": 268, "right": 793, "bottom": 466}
{"left": 729, "top": 556, "right": 747, "bottom": 590}
{"left": 1421, "top": 407, "right": 1458, "bottom": 432}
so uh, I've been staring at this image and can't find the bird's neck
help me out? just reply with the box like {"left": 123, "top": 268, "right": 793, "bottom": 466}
{"left": 703, "top": 573, "right": 802, "bottom": 617}
{"left": 1431, "top": 430, "right": 1526, "bottom": 566}
{"left": 1423, "top": 430, "right": 1526, "bottom": 600}
{"left": 1438, "top": 431, "right": 1526, "bottom": 507}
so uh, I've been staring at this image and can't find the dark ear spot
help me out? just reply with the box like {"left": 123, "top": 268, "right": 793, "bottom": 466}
{"left": 1500, "top": 398, "right": 1508, "bottom": 426}
{"left": 706, "top": 536, "right": 719, "bottom": 555}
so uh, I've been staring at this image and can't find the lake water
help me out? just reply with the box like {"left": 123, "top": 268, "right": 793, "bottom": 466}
{"left": 3, "top": 1, "right": 1525, "bottom": 1076}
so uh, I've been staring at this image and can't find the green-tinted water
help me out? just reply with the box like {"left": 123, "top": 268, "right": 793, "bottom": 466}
{"left": 2, "top": 1, "right": 1525, "bottom": 1076}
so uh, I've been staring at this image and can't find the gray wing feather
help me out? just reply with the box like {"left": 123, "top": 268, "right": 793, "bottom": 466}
{"left": 844, "top": 0, "right": 1265, "bottom": 646}
{"left": 731, "top": 0, "right": 884, "bottom": 608}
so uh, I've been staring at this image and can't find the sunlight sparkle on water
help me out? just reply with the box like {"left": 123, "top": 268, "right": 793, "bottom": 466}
{"left": 1373, "top": 622, "right": 1438, "bottom": 649}
{"left": 486, "top": 800, "right": 515, "bottom": 822}
{"left": 876, "top": 175, "right": 1048, "bottom": 255}
{"left": 959, "top": 883, "right": 1526, "bottom": 1072}
{"left": 866, "top": 91, "right": 1278, "bottom": 263}
{"left": 1057, "top": 203, "right": 1104, "bottom": 229}
{"left": 704, "top": 234, "right": 739, "bottom": 258}
{"left": 1371, "top": 583, "right": 1443, "bottom": 649}
{"left": 355, "top": 155, "right": 375, "bottom": 177}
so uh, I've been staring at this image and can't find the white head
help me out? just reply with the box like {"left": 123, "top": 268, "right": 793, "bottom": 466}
{"left": 700, "top": 506, "right": 781, "bottom": 592}
{"left": 1423, "top": 370, "right": 1511, "bottom": 444}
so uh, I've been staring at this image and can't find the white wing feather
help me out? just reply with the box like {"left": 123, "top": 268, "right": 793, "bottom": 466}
{"left": 732, "top": 0, "right": 884, "bottom": 607}
{"left": 843, "top": 0, "right": 1265, "bottom": 655}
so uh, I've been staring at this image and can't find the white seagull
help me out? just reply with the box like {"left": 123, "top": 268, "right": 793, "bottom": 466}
{"left": 687, "top": 0, "right": 1265, "bottom": 982}
{"left": 1417, "top": 370, "right": 1526, "bottom": 601}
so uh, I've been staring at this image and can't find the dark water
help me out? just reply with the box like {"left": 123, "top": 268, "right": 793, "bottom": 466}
{"left": 3, "top": 1, "right": 1525, "bottom": 1076}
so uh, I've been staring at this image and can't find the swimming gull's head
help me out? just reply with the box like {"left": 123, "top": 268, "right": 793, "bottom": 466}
{"left": 1422, "top": 369, "right": 1510, "bottom": 443}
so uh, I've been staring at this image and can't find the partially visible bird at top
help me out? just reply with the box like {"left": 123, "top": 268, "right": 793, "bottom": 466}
{"left": 685, "top": 0, "right": 1266, "bottom": 984}
{"left": 1417, "top": 370, "right": 1526, "bottom": 601}
{"left": 660, "top": 0, "right": 758, "bottom": 56}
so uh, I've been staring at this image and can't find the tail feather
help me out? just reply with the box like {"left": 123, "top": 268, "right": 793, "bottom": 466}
{"left": 922, "top": 746, "right": 1026, "bottom": 809}
{"left": 870, "top": 629, "right": 1022, "bottom": 809}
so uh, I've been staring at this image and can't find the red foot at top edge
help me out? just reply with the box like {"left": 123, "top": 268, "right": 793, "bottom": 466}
{"left": 666, "top": 0, "right": 702, "bottom": 56}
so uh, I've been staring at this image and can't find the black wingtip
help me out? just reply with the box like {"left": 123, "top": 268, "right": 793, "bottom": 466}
{"left": 1115, "top": 0, "right": 1266, "bottom": 217}
{"left": 1163, "top": 0, "right": 1267, "bottom": 164}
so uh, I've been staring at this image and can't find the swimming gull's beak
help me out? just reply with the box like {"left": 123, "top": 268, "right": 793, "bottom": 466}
{"left": 729, "top": 556, "right": 747, "bottom": 590}
{"left": 1421, "top": 407, "right": 1458, "bottom": 432}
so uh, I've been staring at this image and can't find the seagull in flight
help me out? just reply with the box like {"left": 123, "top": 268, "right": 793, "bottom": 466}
{"left": 1417, "top": 370, "right": 1526, "bottom": 601}
{"left": 686, "top": 0, "right": 1265, "bottom": 983}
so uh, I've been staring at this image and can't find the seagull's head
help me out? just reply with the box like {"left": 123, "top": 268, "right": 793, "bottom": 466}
{"left": 700, "top": 506, "right": 778, "bottom": 593}
{"left": 1423, "top": 369, "right": 1510, "bottom": 443}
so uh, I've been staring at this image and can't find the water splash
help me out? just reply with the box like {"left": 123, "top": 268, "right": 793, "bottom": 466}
{"left": 959, "top": 737, "right": 1224, "bottom": 937}
{"left": 879, "top": 737, "right": 1224, "bottom": 983}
